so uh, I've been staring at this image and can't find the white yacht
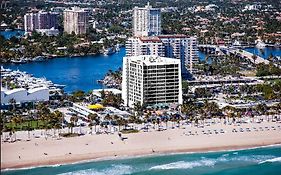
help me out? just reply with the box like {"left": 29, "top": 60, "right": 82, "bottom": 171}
{"left": 256, "top": 39, "right": 266, "bottom": 49}
{"left": 116, "top": 44, "right": 120, "bottom": 52}
{"left": 232, "top": 40, "right": 242, "bottom": 47}
{"left": 33, "top": 56, "right": 45, "bottom": 62}
{"left": 103, "top": 47, "right": 116, "bottom": 56}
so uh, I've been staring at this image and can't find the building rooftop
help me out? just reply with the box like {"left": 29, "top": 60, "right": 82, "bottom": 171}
{"left": 158, "top": 34, "right": 188, "bottom": 38}
{"left": 28, "top": 87, "right": 49, "bottom": 93}
{"left": 3, "top": 88, "right": 26, "bottom": 95}
{"left": 126, "top": 55, "right": 180, "bottom": 65}
{"left": 64, "top": 7, "right": 87, "bottom": 12}
{"left": 139, "top": 36, "right": 162, "bottom": 42}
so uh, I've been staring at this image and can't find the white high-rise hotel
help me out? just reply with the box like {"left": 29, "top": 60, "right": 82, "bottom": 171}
{"left": 122, "top": 55, "right": 182, "bottom": 107}
{"left": 63, "top": 7, "right": 88, "bottom": 35}
{"left": 133, "top": 2, "right": 161, "bottom": 37}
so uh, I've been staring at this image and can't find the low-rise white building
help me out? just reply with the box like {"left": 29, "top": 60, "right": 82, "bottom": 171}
{"left": 1, "top": 87, "right": 49, "bottom": 105}
{"left": 36, "top": 27, "right": 59, "bottom": 36}
{"left": 122, "top": 55, "right": 182, "bottom": 108}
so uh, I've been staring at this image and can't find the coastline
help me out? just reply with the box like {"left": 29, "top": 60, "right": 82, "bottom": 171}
{"left": 3, "top": 143, "right": 281, "bottom": 171}
{"left": 2, "top": 120, "right": 281, "bottom": 170}
{"left": 2, "top": 143, "right": 281, "bottom": 171}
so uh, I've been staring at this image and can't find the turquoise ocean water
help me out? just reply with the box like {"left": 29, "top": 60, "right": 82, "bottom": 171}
{"left": 2, "top": 146, "right": 281, "bottom": 175}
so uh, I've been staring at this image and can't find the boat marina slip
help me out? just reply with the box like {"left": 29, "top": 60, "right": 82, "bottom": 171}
{"left": 2, "top": 48, "right": 125, "bottom": 93}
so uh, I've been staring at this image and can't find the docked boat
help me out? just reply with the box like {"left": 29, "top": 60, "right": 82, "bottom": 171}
{"left": 232, "top": 40, "right": 242, "bottom": 47}
{"left": 33, "top": 56, "right": 45, "bottom": 62}
{"left": 256, "top": 39, "right": 266, "bottom": 49}
{"left": 103, "top": 47, "right": 116, "bottom": 56}
{"left": 274, "top": 42, "right": 281, "bottom": 48}
{"left": 11, "top": 58, "right": 27, "bottom": 64}
{"left": 116, "top": 44, "right": 120, "bottom": 52}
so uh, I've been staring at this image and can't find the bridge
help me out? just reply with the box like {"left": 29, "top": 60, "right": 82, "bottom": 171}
{"left": 198, "top": 45, "right": 269, "bottom": 65}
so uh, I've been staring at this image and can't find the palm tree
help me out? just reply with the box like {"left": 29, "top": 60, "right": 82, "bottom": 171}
{"left": 134, "top": 102, "right": 142, "bottom": 116}
{"left": 252, "top": 54, "right": 257, "bottom": 64}
{"left": 104, "top": 114, "right": 112, "bottom": 132}
{"left": 70, "top": 114, "right": 78, "bottom": 134}
{"left": 87, "top": 113, "right": 98, "bottom": 134}
{"left": 116, "top": 116, "right": 123, "bottom": 131}
{"left": 11, "top": 115, "right": 18, "bottom": 141}
{"left": 53, "top": 111, "right": 64, "bottom": 137}
{"left": 222, "top": 106, "right": 235, "bottom": 123}
{"left": 9, "top": 98, "right": 16, "bottom": 112}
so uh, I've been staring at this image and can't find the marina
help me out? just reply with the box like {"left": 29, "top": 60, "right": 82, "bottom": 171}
{"left": 1, "top": 66, "right": 65, "bottom": 90}
{"left": 2, "top": 48, "right": 125, "bottom": 93}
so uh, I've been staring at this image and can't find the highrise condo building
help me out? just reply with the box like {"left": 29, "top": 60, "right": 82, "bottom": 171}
{"left": 63, "top": 7, "right": 88, "bottom": 35}
{"left": 133, "top": 2, "right": 161, "bottom": 37}
{"left": 122, "top": 55, "right": 182, "bottom": 108}
{"left": 126, "top": 35, "right": 199, "bottom": 75}
{"left": 24, "top": 11, "right": 58, "bottom": 34}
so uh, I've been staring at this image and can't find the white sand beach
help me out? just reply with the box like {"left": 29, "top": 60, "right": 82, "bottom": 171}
{"left": 1, "top": 119, "right": 281, "bottom": 169}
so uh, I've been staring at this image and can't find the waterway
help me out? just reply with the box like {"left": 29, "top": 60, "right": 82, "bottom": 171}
{"left": 244, "top": 47, "right": 281, "bottom": 59}
{"left": 0, "top": 30, "right": 25, "bottom": 39}
{"left": 2, "top": 46, "right": 280, "bottom": 93}
{"left": 2, "top": 49, "right": 125, "bottom": 93}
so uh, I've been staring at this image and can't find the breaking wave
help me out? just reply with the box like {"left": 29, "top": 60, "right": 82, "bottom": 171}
{"left": 149, "top": 159, "right": 215, "bottom": 170}
{"left": 259, "top": 157, "right": 281, "bottom": 164}
{"left": 59, "top": 164, "right": 132, "bottom": 175}
{"left": 149, "top": 154, "right": 276, "bottom": 170}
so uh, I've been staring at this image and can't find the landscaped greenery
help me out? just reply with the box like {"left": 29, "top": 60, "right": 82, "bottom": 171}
{"left": 256, "top": 63, "right": 281, "bottom": 77}
{"left": 4, "top": 120, "right": 45, "bottom": 131}
{"left": 120, "top": 129, "right": 139, "bottom": 134}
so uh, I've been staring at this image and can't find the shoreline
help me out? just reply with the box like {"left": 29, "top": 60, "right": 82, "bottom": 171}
{"left": 2, "top": 120, "right": 281, "bottom": 170}
{"left": 2, "top": 142, "right": 281, "bottom": 171}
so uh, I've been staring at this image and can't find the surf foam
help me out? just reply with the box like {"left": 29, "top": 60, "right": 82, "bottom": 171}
{"left": 149, "top": 159, "right": 215, "bottom": 170}
{"left": 59, "top": 164, "right": 132, "bottom": 175}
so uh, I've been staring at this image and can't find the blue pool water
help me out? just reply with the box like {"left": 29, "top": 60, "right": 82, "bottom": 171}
{"left": 2, "top": 146, "right": 281, "bottom": 175}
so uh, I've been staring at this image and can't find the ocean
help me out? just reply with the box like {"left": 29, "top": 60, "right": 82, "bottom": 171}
{"left": 2, "top": 145, "right": 281, "bottom": 175}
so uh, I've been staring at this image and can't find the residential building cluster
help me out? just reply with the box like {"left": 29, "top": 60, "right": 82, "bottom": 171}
{"left": 24, "top": 7, "right": 89, "bottom": 35}
{"left": 126, "top": 35, "right": 198, "bottom": 74}
{"left": 122, "top": 3, "right": 199, "bottom": 107}
{"left": 128, "top": 3, "right": 199, "bottom": 76}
